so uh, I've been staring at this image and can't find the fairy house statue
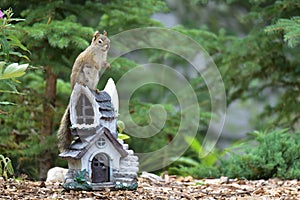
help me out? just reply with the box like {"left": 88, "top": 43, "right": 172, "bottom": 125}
{"left": 59, "top": 79, "right": 139, "bottom": 190}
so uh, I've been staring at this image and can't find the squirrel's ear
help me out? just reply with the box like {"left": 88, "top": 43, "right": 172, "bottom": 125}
{"left": 93, "top": 31, "right": 100, "bottom": 42}
{"left": 103, "top": 30, "right": 107, "bottom": 36}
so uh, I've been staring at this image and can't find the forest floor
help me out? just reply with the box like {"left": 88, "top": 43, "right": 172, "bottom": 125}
{"left": 1, "top": 174, "right": 300, "bottom": 199}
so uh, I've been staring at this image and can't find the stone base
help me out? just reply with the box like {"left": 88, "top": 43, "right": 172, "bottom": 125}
{"left": 114, "top": 180, "right": 138, "bottom": 190}
{"left": 92, "top": 182, "right": 115, "bottom": 190}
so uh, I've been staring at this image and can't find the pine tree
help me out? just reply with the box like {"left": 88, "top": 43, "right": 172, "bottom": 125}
{"left": 171, "top": 0, "right": 300, "bottom": 129}
{"left": 217, "top": 0, "right": 300, "bottom": 128}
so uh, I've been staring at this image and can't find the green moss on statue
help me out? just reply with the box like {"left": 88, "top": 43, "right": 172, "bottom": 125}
{"left": 63, "top": 169, "right": 92, "bottom": 191}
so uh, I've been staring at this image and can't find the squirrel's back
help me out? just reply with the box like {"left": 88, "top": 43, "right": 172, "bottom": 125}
{"left": 57, "top": 31, "right": 110, "bottom": 153}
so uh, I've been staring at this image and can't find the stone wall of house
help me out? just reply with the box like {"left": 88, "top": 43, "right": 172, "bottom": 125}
{"left": 113, "top": 139, "right": 139, "bottom": 188}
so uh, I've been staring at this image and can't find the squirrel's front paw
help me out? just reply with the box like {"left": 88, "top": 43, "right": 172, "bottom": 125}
{"left": 104, "top": 62, "right": 110, "bottom": 69}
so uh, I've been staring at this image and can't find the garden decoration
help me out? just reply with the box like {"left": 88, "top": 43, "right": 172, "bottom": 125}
{"left": 59, "top": 79, "right": 139, "bottom": 190}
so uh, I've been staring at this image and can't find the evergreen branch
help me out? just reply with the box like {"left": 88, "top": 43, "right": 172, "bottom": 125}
{"left": 265, "top": 16, "right": 300, "bottom": 48}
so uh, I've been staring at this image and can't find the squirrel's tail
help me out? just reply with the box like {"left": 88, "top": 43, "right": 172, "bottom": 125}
{"left": 57, "top": 104, "right": 72, "bottom": 153}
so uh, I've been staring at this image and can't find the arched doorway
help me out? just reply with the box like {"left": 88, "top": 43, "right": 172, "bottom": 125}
{"left": 91, "top": 153, "right": 110, "bottom": 183}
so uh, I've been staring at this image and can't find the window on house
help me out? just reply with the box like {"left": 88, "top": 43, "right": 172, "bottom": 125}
{"left": 76, "top": 94, "right": 94, "bottom": 124}
{"left": 96, "top": 137, "right": 106, "bottom": 148}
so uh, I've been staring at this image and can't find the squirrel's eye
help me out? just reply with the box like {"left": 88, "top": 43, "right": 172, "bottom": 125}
{"left": 99, "top": 39, "right": 103, "bottom": 44}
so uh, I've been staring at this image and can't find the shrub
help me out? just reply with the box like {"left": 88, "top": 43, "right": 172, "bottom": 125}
{"left": 221, "top": 129, "right": 300, "bottom": 179}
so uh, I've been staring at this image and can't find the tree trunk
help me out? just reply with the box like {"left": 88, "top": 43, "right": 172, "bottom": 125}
{"left": 39, "top": 66, "right": 57, "bottom": 180}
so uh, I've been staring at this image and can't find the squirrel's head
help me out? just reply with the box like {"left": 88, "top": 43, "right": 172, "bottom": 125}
{"left": 92, "top": 30, "right": 110, "bottom": 51}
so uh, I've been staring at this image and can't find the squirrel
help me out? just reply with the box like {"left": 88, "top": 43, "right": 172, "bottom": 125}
{"left": 57, "top": 31, "right": 110, "bottom": 153}
{"left": 70, "top": 31, "right": 110, "bottom": 90}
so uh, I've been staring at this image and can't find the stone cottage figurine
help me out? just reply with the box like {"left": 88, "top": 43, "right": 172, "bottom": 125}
{"left": 59, "top": 79, "right": 139, "bottom": 190}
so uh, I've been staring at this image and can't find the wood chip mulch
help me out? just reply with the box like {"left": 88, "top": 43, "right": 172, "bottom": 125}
{"left": 1, "top": 175, "right": 300, "bottom": 199}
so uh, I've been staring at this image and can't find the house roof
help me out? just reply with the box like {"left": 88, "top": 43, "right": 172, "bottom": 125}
{"left": 59, "top": 127, "right": 128, "bottom": 159}
{"left": 93, "top": 90, "right": 117, "bottom": 119}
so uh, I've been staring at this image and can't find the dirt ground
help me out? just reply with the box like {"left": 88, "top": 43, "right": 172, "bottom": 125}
{"left": 1, "top": 175, "right": 299, "bottom": 199}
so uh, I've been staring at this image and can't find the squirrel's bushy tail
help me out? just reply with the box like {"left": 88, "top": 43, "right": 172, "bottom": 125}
{"left": 57, "top": 104, "right": 72, "bottom": 153}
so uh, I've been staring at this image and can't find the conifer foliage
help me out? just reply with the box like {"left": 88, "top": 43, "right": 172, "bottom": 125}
{"left": 221, "top": 129, "right": 300, "bottom": 179}
{"left": 266, "top": 16, "right": 300, "bottom": 48}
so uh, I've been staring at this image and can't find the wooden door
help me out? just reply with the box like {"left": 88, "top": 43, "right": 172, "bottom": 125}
{"left": 92, "top": 153, "right": 110, "bottom": 183}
